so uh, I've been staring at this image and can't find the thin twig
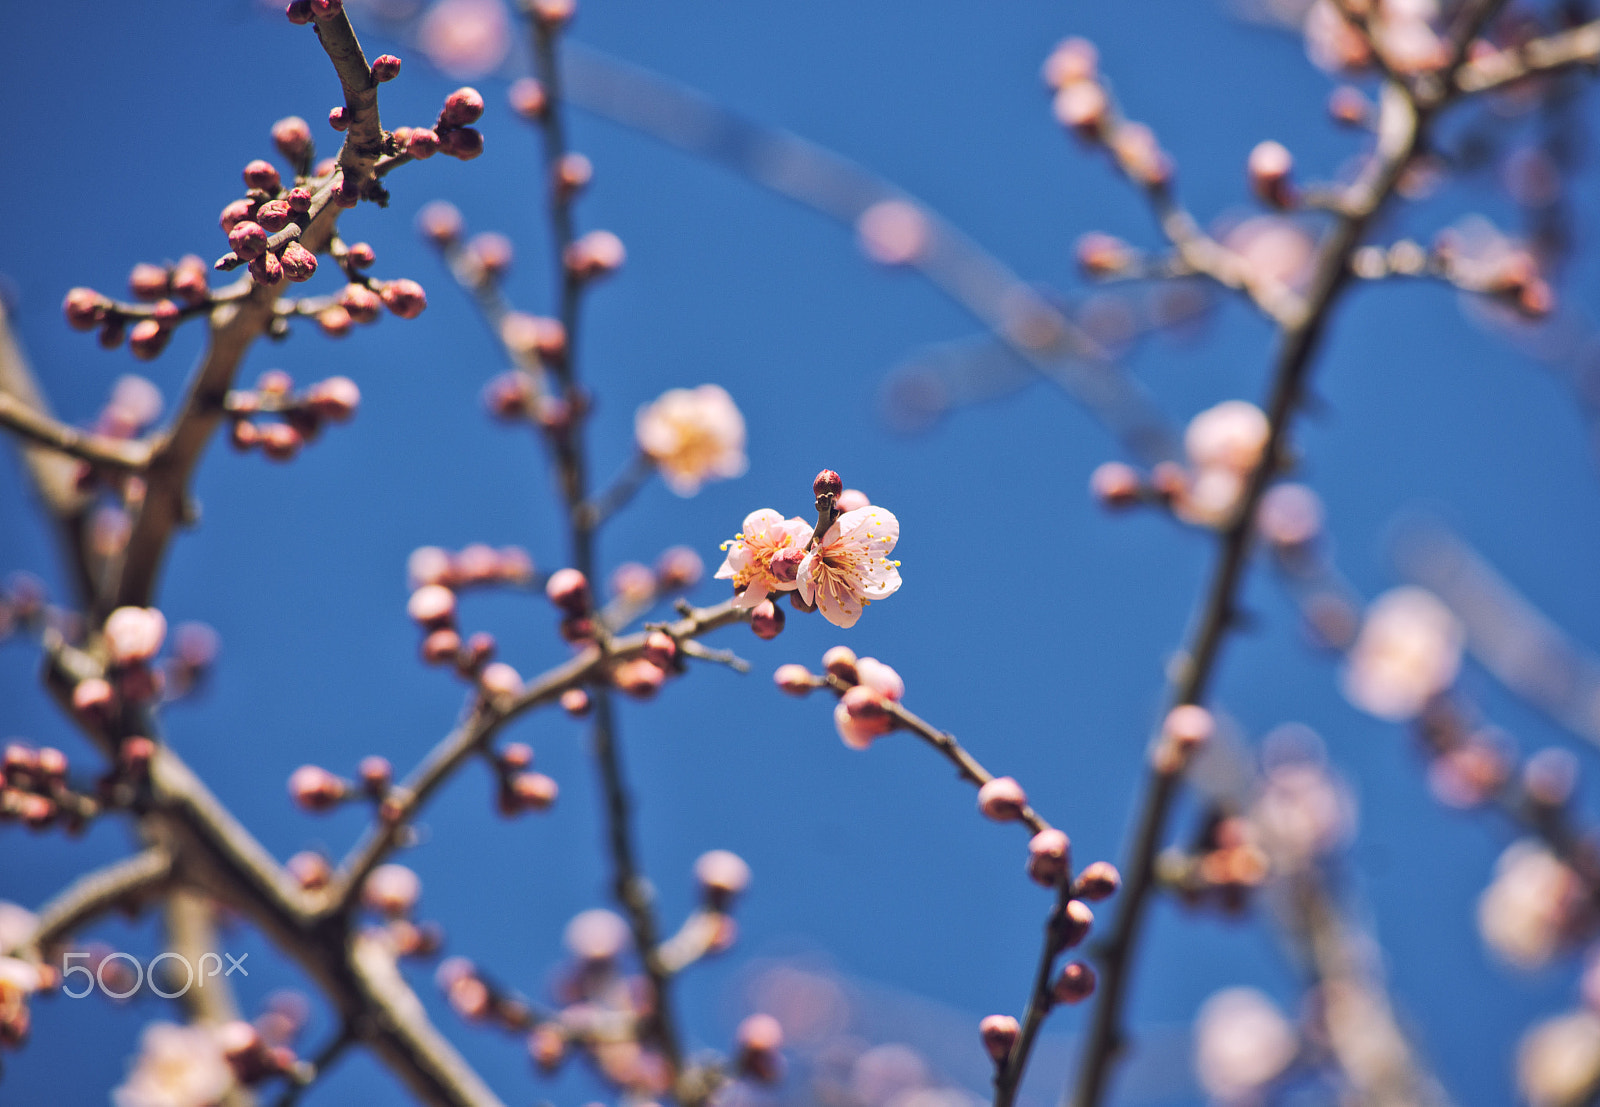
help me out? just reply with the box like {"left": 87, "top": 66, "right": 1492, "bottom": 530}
{"left": 5, "top": 847, "right": 173, "bottom": 959}
{"left": 0, "top": 392, "right": 154, "bottom": 469}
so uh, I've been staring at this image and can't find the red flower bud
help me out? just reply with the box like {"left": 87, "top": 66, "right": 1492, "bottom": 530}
{"left": 1052, "top": 962, "right": 1096, "bottom": 1004}
{"left": 440, "top": 87, "right": 485, "bottom": 128}
{"left": 280, "top": 241, "right": 318, "bottom": 283}
{"left": 642, "top": 630, "right": 678, "bottom": 668}
{"left": 407, "top": 129, "right": 440, "bottom": 159}
{"left": 750, "top": 599, "right": 785, "bottom": 640}
{"left": 128, "top": 319, "right": 170, "bottom": 361}
{"left": 317, "top": 305, "right": 353, "bottom": 338}
{"left": 229, "top": 420, "right": 259, "bottom": 451}
{"left": 416, "top": 201, "right": 463, "bottom": 246}
{"left": 438, "top": 127, "right": 484, "bottom": 161}
{"left": 529, "top": 0, "right": 574, "bottom": 27}
{"left": 337, "top": 284, "right": 382, "bottom": 324}
{"left": 170, "top": 256, "right": 210, "bottom": 305}
{"left": 381, "top": 279, "right": 427, "bottom": 319}
{"left": 310, "top": 0, "right": 343, "bottom": 18}
{"left": 1054, "top": 898, "right": 1094, "bottom": 948}
{"left": 408, "top": 584, "right": 458, "bottom": 629}
{"left": 228, "top": 221, "right": 268, "bottom": 261}
{"left": 977, "top": 776, "right": 1028, "bottom": 823}
{"left": 613, "top": 657, "right": 667, "bottom": 699}
{"left": 129, "top": 262, "right": 170, "bottom": 301}
{"left": 420, "top": 627, "right": 461, "bottom": 665}
{"left": 219, "top": 199, "right": 255, "bottom": 233}
{"left": 1074, "top": 860, "right": 1121, "bottom": 901}
{"left": 286, "top": 187, "right": 313, "bottom": 213}
{"left": 255, "top": 200, "right": 292, "bottom": 232}
{"left": 563, "top": 230, "right": 625, "bottom": 279}
{"left": 345, "top": 241, "right": 376, "bottom": 269}
{"left": 545, "top": 567, "right": 590, "bottom": 614}
{"left": 1247, "top": 140, "right": 1295, "bottom": 209}
{"left": 980, "top": 1015, "right": 1020, "bottom": 1063}
{"left": 259, "top": 422, "right": 302, "bottom": 461}
{"left": 560, "top": 687, "right": 591, "bottom": 716}
{"left": 285, "top": 0, "right": 313, "bottom": 24}
{"left": 288, "top": 764, "right": 347, "bottom": 812}
{"left": 509, "top": 78, "right": 547, "bottom": 120}
{"left": 1027, "top": 828, "right": 1071, "bottom": 886}
{"left": 329, "top": 106, "right": 349, "bottom": 132}
{"left": 305, "top": 376, "right": 359, "bottom": 422}
{"left": 243, "top": 159, "right": 282, "bottom": 193}
{"left": 501, "top": 772, "right": 559, "bottom": 814}
{"left": 63, "top": 288, "right": 106, "bottom": 331}
{"left": 371, "top": 54, "right": 402, "bottom": 82}
{"left": 272, "top": 116, "right": 313, "bottom": 162}
{"left": 358, "top": 755, "right": 392, "bottom": 796}
{"left": 554, "top": 153, "right": 592, "bottom": 196}
{"left": 248, "top": 251, "right": 284, "bottom": 287}
{"left": 1090, "top": 461, "right": 1143, "bottom": 508}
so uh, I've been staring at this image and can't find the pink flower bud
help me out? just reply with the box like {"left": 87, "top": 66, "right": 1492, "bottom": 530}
{"left": 1055, "top": 898, "right": 1094, "bottom": 948}
{"left": 248, "top": 251, "right": 285, "bottom": 288}
{"left": 656, "top": 546, "right": 704, "bottom": 590}
{"left": 438, "top": 127, "right": 484, "bottom": 160}
{"left": 560, "top": 687, "right": 591, "bottom": 716}
{"left": 468, "top": 232, "right": 513, "bottom": 277}
{"left": 104, "top": 606, "right": 167, "bottom": 665}
{"left": 306, "top": 376, "right": 360, "bottom": 421}
{"left": 613, "top": 657, "right": 667, "bottom": 699}
{"left": 457, "top": 631, "right": 496, "bottom": 674}
{"left": 244, "top": 159, "right": 282, "bottom": 192}
{"left": 416, "top": 200, "right": 463, "bottom": 246}
{"left": 259, "top": 369, "right": 292, "bottom": 395}
{"left": 1163, "top": 704, "right": 1214, "bottom": 753}
{"left": 272, "top": 116, "right": 313, "bottom": 162}
{"left": 1042, "top": 37, "right": 1098, "bottom": 88}
{"left": 545, "top": 568, "right": 590, "bottom": 614}
{"left": 750, "top": 599, "right": 785, "bottom": 640}
{"left": 978, "top": 776, "right": 1028, "bottom": 823}
{"left": 35, "top": 747, "right": 67, "bottom": 782}
{"left": 736, "top": 1014, "right": 784, "bottom": 1084}
{"left": 63, "top": 288, "right": 106, "bottom": 331}
{"left": 317, "top": 305, "right": 353, "bottom": 338}
{"left": 279, "top": 241, "right": 318, "bottom": 283}
{"left": 1052, "top": 961, "right": 1096, "bottom": 1004}
{"left": 479, "top": 662, "right": 523, "bottom": 698}
{"left": 407, "top": 129, "right": 440, "bottom": 159}
{"left": 289, "top": 764, "right": 347, "bottom": 811}
{"left": 834, "top": 701, "right": 886, "bottom": 750}
{"left": 642, "top": 631, "right": 678, "bottom": 668}
{"left": 371, "top": 54, "right": 402, "bottom": 82}
{"left": 286, "top": 0, "right": 314, "bottom": 23}
{"left": 1090, "top": 461, "right": 1143, "bottom": 508}
{"left": 229, "top": 420, "right": 259, "bottom": 451}
{"left": 813, "top": 469, "right": 843, "bottom": 499}
{"left": 980, "top": 1014, "right": 1020, "bottom": 1063}
{"left": 1328, "top": 85, "right": 1369, "bottom": 127}
{"left": 841, "top": 684, "right": 889, "bottom": 723}
{"left": 421, "top": 627, "right": 461, "bottom": 665}
{"left": 565, "top": 908, "right": 629, "bottom": 962}
{"left": 564, "top": 230, "right": 626, "bottom": 280}
{"left": 128, "top": 319, "right": 170, "bottom": 361}
{"left": 822, "top": 646, "right": 859, "bottom": 682}
{"left": 362, "top": 863, "right": 421, "bottom": 917}
{"left": 219, "top": 199, "right": 255, "bottom": 233}
{"left": 328, "top": 106, "right": 349, "bottom": 132}
{"left": 332, "top": 284, "right": 379, "bottom": 326}
{"left": 555, "top": 152, "right": 593, "bottom": 196}
{"left": 286, "top": 187, "right": 313, "bottom": 213}
{"left": 259, "top": 422, "right": 302, "bottom": 461}
{"left": 170, "top": 256, "right": 209, "bottom": 304}
{"left": 835, "top": 489, "right": 870, "bottom": 513}
{"left": 255, "top": 199, "right": 292, "bottom": 232}
{"left": 150, "top": 299, "right": 180, "bottom": 327}
{"left": 1027, "top": 828, "right": 1071, "bottom": 886}
{"left": 768, "top": 545, "right": 805, "bottom": 584}
{"left": 98, "top": 318, "right": 126, "bottom": 349}
{"left": 441, "top": 87, "right": 486, "bottom": 128}
{"left": 345, "top": 241, "right": 375, "bottom": 269}
{"left": 528, "top": 1025, "right": 565, "bottom": 1071}
{"left": 120, "top": 735, "right": 155, "bottom": 773}
{"left": 1247, "top": 141, "right": 1294, "bottom": 209}
{"left": 381, "top": 279, "right": 428, "bottom": 319}
{"left": 529, "top": 0, "right": 575, "bottom": 26}
{"left": 287, "top": 851, "right": 332, "bottom": 890}
{"left": 129, "top": 262, "right": 170, "bottom": 301}
{"left": 408, "top": 584, "right": 458, "bottom": 629}
{"left": 509, "top": 78, "right": 547, "bottom": 120}
{"left": 1075, "top": 860, "right": 1121, "bottom": 901}
{"left": 1053, "top": 81, "right": 1107, "bottom": 138}
{"left": 774, "top": 664, "right": 815, "bottom": 696}
{"left": 559, "top": 614, "right": 597, "bottom": 644}
{"left": 695, "top": 849, "right": 751, "bottom": 900}
{"left": 500, "top": 771, "right": 559, "bottom": 814}
{"left": 310, "top": 0, "right": 343, "bottom": 16}
{"left": 855, "top": 657, "right": 904, "bottom": 701}
{"left": 228, "top": 221, "right": 268, "bottom": 261}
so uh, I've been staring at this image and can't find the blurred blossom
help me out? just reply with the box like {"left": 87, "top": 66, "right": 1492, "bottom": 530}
{"left": 1193, "top": 987, "right": 1298, "bottom": 1102}
{"left": 1178, "top": 400, "right": 1269, "bottom": 526}
{"left": 852, "top": 1043, "right": 929, "bottom": 1106}
{"left": 102, "top": 375, "right": 163, "bottom": 436}
{"left": 416, "top": 0, "right": 510, "bottom": 79}
{"left": 857, "top": 201, "right": 931, "bottom": 266}
{"left": 0, "top": 903, "right": 36, "bottom": 951}
{"left": 1303, "top": 0, "right": 1372, "bottom": 72}
{"left": 745, "top": 963, "right": 850, "bottom": 1045}
{"left": 1518, "top": 1010, "right": 1600, "bottom": 1107}
{"left": 113, "top": 1022, "right": 234, "bottom": 1107}
{"left": 635, "top": 385, "right": 748, "bottom": 496}
{"left": 1341, "top": 587, "right": 1463, "bottom": 721}
{"left": 1478, "top": 840, "right": 1583, "bottom": 969}
{"left": 1220, "top": 216, "right": 1315, "bottom": 291}
{"left": 1252, "top": 735, "right": 1353, "bottom": 869}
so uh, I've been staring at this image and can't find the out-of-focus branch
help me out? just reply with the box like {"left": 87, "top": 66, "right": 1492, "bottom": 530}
{"left": 4, "top": 847, "right": 173, "bottom": 959}
{"left": 1395, "top": 519, "right": 1600, "bottom": 751}
{"left": 1456, "top": 19, "right": 1600, "bottom": 94}
{"left": 1069, "top": 76, "right": 1437, "bottom": 1107}
{"left": 167, "top": 892, "right": 256, "bottom": 1107}
{"left": 562, "top": 45, "right": 1180, "bottom": 465}
{"left": 0, "top": 392, "right": 154, "bottom": 469}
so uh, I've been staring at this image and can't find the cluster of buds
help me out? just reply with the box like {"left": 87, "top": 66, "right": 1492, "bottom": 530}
{"left": 63, "top": 256, "right": 212, "bottom": 359}
{"left": 73, "top": 606, "right": 171, "bottom": 728}
{"left": 408, "top": 544, "right": 536, "bottom": 593}
{"left": 226, "top": 370, "right": 360, "bottom": 461}
{"left": 655, "top": 850, "right": 752, "bottom": 977}
{"left": 490, "top": 742, "right": 559, "bottom": 816}
{"left": 1150, "top": 703, "right": 1216, "bottom": 776}
{"left": 1044, "top": 37, "right": 1171, "bottom": 188}
{"left": 286, "top": 755, "right": 396, "bottom": 816}
{"left": 0, "top": 954, "right": 45, "bottom": 1047}
{"left": 599, "top": 548, "right": 705, "bottom": 625}
{"left": 390, "top": 86, "right": 486, "bottom": 163}
{"left": 775, "top": 646, "right": 906, "bottom": 749}
{"left": 357, "top": 863, "right": 445, "bottom": 961}
{"left": 405, "top": 574, "right": 519, "bottom": 696}
{"left": 216, "top": 149, "right": 324, "bottom": 286}
{"left": 1432, "top": 222, "right": 1555, "bottom": 318}
{"left": 1, "top": 743, "right": 99, "bottom": 833}
{"left": 215, "top": 1019, "right": 305, "bottom": 1088}
{"left": 306, "top": 275, "right": 428, "bottom": 339}
{"left": 1159, "top": 809, "right": 1270, "bottom": 915}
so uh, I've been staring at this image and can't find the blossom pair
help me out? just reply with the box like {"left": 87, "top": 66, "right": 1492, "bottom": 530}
{"left": 716, "top": 504, "right": 902, "bottom": 629}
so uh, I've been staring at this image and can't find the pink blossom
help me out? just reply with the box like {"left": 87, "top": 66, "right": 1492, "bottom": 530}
{"left": 716, "top": 509, "right": 813, "bottom": 610}
{"left": 1341, "top": 587, "right": 1463, "bottom": 721}
{"left": 1194, "top": 988, "right": 1297, "bottom": 1101}
{"left": 797, "top": 506, "right": 903, "bottom": 628}
{"left": 854, "top": 657, "right": 904, "bottom": 701}
{"left": 113, "top": 1022, "right": 234, "bottom": 1107}
{"left": 104, "top": 606, "right": 168, "bottom": 665}
{"left": 635, "top": 385, "right": 748, "bottom": 495}
{"left": 415, "top": 0, "right": 509, "bottom": 79}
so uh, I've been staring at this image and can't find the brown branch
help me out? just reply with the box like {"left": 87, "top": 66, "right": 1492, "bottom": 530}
{"left": 1456, "top": 20, "right": 1600, "bottom": 95}
{"left": 0, "top": 392, "right": 154, "bottom": 470}
{"left": 310, "top": 8, "right": 385, "bottom": 185}
{"left": 4, "top": 846, "right": 173, "bottom": 959}
{"left": 1067, "top": 77, "right": 1433, "bottom": 1107}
